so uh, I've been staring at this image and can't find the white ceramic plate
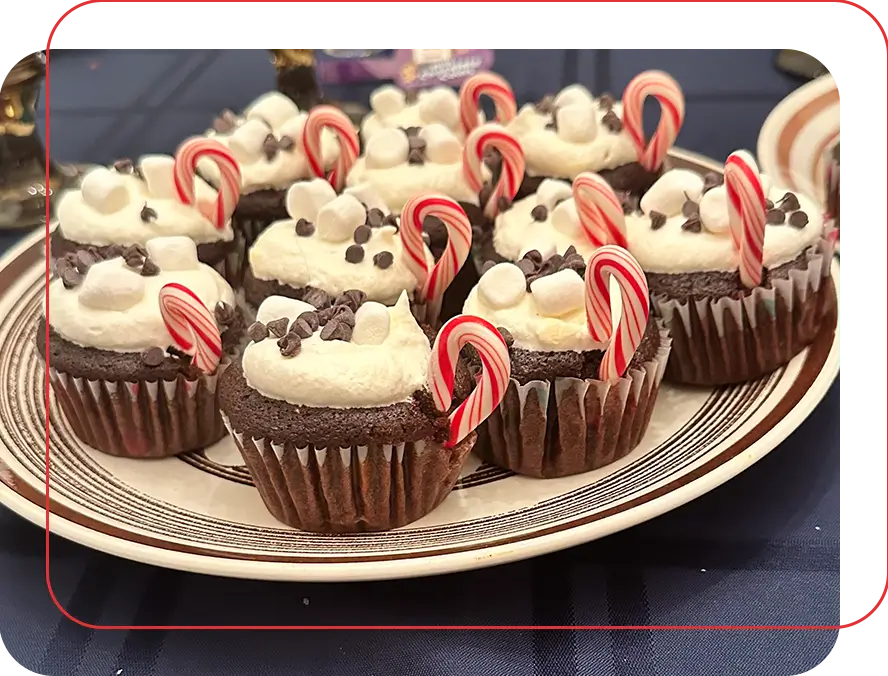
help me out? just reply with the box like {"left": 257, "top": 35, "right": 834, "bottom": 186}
{"left": 0, "top": 151, "right": 840, "bottom": 582}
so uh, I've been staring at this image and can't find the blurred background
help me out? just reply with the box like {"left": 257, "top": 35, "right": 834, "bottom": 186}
{"left": 41, "top": 48, "right": 816, "bottom": 166}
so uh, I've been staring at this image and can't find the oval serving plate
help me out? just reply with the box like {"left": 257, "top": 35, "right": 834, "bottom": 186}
{"left": 0, "top": 150, "right": 839, "bottom": 582}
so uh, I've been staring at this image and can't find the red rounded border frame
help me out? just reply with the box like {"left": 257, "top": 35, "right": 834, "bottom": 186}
{"left": 46, "top": 0, "right": 888, "bottom": 644}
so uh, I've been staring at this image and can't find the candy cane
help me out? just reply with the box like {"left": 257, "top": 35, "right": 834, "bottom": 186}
{"left": 621, "top": 71, "right": 685, "bottom": 172}
{"left": 173, "top": 138, "right": 242, "bottom": 230}
{"left": 302, "top": 105, "right": 359, "bottom": 192}
{"left": 463, "top": 123, "right": 525, "bottom": 219}
{"left": 158, "top": 282, "right": 223, "bottom": 374}
{"left": 585, "top": 245, "right": 650, "bottom": 383}
{"left": 400, "top": 193, "right": 473, "bottom": 305}
{"left": 573, "top": 172, "right": 628, "bottom": 248}
{"left": 459, "top": 72, "right": 517, "bottom": 135}
{"left": 724, "top": 150, "right": 766, "bottom": 288}
{"left": 428, "top": 315, "right": 511, "bottom": 448}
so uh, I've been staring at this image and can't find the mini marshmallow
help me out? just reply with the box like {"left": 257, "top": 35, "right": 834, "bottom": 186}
{"left": 640, "top": 169, "right": 705, "bottom": 217}
{"left": 244, "top": 92, "right": 301, "bottom": 130}
{"left": 370, "top": 85, "right": 406, "bottom": 118}
{"left": 365, "top": 128, "right": 410, "bottom": 169}
{"left": 554, "top": 84, "right": 595, "bottom": 108}
{"left": 145, "top": 236, "right": 200, "bottom": 271}
{"left": 352, "top": 301, "right": 391, "bottom": 345}
{"left": 78, "top": 259, "right": 146, "bottom": 311}
{"left": 228, "top": 119, "right": 273, "bottom": 163}
{"left": 315, "top": 193, "right": 367, "bottom": 243}
{"left": 286, "top": 179, "right": 338, "bottom": 221}
{"left": 530, "top": 269, "right": 585, "bottom": 318}
{"left": 551, "top": 199, "right": 581, "bottom": 237}
{"left": 555, "top": 104, "right": 598, "bottom": 144}
{"left": 519, "top": 237, "right": 557, "bottom": 261}
{"left": 139, "top": 155, "right": 177, "bottom": 200}
{"left": 699, "top": 185, "right": 730, "bottom": 234}
{"left": 343, "top": 183, "right": 389, "bottom": 213}
{"left": 276, "top": 111, "right": 308, "bottom": 141}
{"left": 420, "top": 124, "right": 461, "bottom": 164}
{"left": 256, "top": 295, "right": 316, "bottom": 324}
{"left": 478, "top": 263, "right": 526, "bottom": 309}
{"left": 418, "top": 87, "right": 460, "bottom": 130}
{"left": 536, "top": 179, "right": 574, "bottom": 212}
{"left": 80, "top": 168, "right": 130, "bottom": 214}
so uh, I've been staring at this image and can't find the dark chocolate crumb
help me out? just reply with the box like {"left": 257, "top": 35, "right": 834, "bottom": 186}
{"left": 598, "top": 93, "right": 615, "bottom": 110}
{"left": 367, "top": 208, "right": 385, "bottom": 227}
{"left": 278, "top": 135, "right": 295, "bottom": 151}
{"left": 61, "top": 268, "right": 83, "bottom": 289}
{"left": 531, "top": 205, "right": 548, "bottom": 222}
{"left": 320, "top": 320, "right": 352, "bottom": 342}
{"left": 296, "top": 310, "right": 319, "bottom": 332}
{"left": 278, "top": 333, "right": 302, "bottom": 357}
{"left": 140, "top": 346, "right": 166, "bottom": 367}
{"left": 650, "top": 211, "right": 667, "bottom": 230}
{"left": 788, "top": 211, "right": 809, "bottom": 228}
{"left": 266, "top": 317, "right": 289, "bottom": 338}
{"left": 345, "top": 244, "right": 365, "bottom": 264}
{"left": 766, "top": 208, "right": 786, "bottom": 225}
{"left": 140, "top": 258, "right": 160, "bottom": 276}
{"left": 353, "top": 225, "right": 372, "bottom": 244}
{"left": 496, "top": 326, "right": 515, "bottom": 347}
{"left": 290, "top": 318, "right": 314, "bottom": 339}
{"left": 214, "top": 301, "right": 237, "bottom": 326}
{"left": 601, "top": 110, "right": 623, "bottom": 133}
{"left": 248, "top": 321, "right": 269, "bottom": 343}
{"left": 778, "top": 192, "right": 800, "bottom": 212}
{"left": 295, "top": 218, "right": 315, "bottom": 237}
{"left": 140, "top": 204, "right": 157, "bottom": 222}
{"left": 302, "top": 287, "right": 331, "bottom": 310}
{"left": 373, "top": 251, "right": 394, "bottom": 269}
{"left": 681, "top": 216, "right": 702, "bottom": 233}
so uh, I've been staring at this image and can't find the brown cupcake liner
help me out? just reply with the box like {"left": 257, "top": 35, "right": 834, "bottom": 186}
{"left": 47, "top": 363, "right": 229, "bottom": 459}
{"left": 223, "top": 413, "right": 477, "bottom": 533}
{"left": 477, "top": 323, "right": 672, "bottom": 479}
{"left": 653, "top": 238, "right": 836, "bottom": 386}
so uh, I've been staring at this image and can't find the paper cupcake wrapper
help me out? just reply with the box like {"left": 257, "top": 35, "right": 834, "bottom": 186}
{"left": 652, "top": 239, "right": 836, "bottom": 386}
{"left": 477, "top": 323, "right": 672, "bottom": 479}
{"left": 223, "top": 414, "right": 477, "bottom": 533}
{"left": 48, "top": 363, "right": 229, "bottom": 459}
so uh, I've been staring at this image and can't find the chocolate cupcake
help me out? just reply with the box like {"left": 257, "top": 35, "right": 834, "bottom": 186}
{"left": 243, "top": 183, "right": 472, "bottom": 326}
{"left": 201, "top": 98, "right": 358, "bottom": 278}
{"left": 624, "top": 153, "right": 835, "bottom": 386}
{"left": 463, "top": 246, "right": 671, "bottom": 478}
{"left": 361, "top": 84, "right": 467, "bottom": 144}
{"left": 501, "top": 71, "right": 685, "bottom": 200}
{"left": 50, "top": 138, "right": 242, "bottom": 284}
{"left": 38, "top": 236, "right": 243, "bottom": 458}
{"left": 825, "top": 141, "right": 839, "bottom": 244}
{"left": 218, "top": 292, "right": 510, "bottom": 532}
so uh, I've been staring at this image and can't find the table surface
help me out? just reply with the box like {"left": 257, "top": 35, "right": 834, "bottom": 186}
{"left": 1, "top": 51, "right": 838, "bottom": 676}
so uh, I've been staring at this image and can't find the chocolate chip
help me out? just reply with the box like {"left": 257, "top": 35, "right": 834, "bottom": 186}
{"left": 107, "top": 244, "right": 125, "bottom": 259}
{"left": 61, "top": 268, "right": 83, "bottom": 289}
{"left": 383, "top": 212, "right": 400, "bottom": 229}
{"left": 140, "top": 204, "right": 157, "bottom": 222}
{"left": 408, "top": 148, "right": 425, "bottom": 165}
{"left": 125, "top": 244, "right": 147, "bottom": 259}
{"left": 290, "top": 318, "right": 314, "bottom": 339}
{"left": 403, "top": 126, "right": 421, "bottom": 137}
{"left": 140, "top": 346, "right": 166, "bottom": 367}
{"left": 598, "top": 93, "right": 615, "bottom": 110}
{"left": 562, "top": 255, "right": 587, "bottom": 275}
{"left": 373, "top": 251, "right": 394, "bottom": 269}
{"left": 681, "top": 199, "right": 700, "bottom": 217}
{"left": 320, "top": 320, "right": 352, "bottom": 342}
{"left": 539, "top": 254, "right": 564, "bottom": 277}
{"left": 263, "top": 134, "right": 279, "bottom": 160}
{"left": 278, "top": 135, "right": 295, "bottom": 151}
{"left": 212, "top": 109, "right": 238, "bottom": 133}
{"left": 248, "top": 322, "right": 269, "bottom": 343}
{"left": 563, "top": 246, "right": 577, "bottom": 258}
{"left": 789, "top": 211, "right": 809, "bottom": 228}
{"left": 525, "top": 274, "right": 539, "bottom": 292}
{"left": 278, "top": 333, "right": 302, "bottom": 357}
{"left": 353, "top": 225, "right": 372, "bottom": 244}
{"left": 650, "top": 211, "right": 667, "bottom": 230}
{"left": 535, "top": 95, "right": 556, "bottom": 114}
{"left": 74, "top": 250, "right": 95, "bottom": 273}
{"left": 295, "top": 218, "right": 315, "bottom": 237}
{"left": 302, "top": 287, "right": 331, "bottom": 310}
{"left": 523, "top": 249, "right": 543, "bottom": 266}
{"left": 408, "top": 136, "right": 427, "bottom": 151}
{"left": 125, "top": 255, "right": 143, "bottom": 268}
{"left": 296, "top": 310, "right": 319, "bottom": 332}
{"left": 266, "top": 317, "right": 289, "bottom": 338}
{"left": 113, "top": 158, "right": 134, "bottom": 173}
{"left": 480, "top": 260, "right": 497, "bottom": 275}
{"left": 766, "top": 208, "right": 786, "bottom": 225}
{"left": 330, "top": 305, "right": 356, "bottom": 327}
{"left": 516, "top": 258, "right": 536, "bottom": 276}
{"left": 497, "top": 196, "right": 512, "bottom": 212}
{"left": 601, "top": 110, "right": 622, "bottom": 133}
{"left": 778, "top": 192, "right": 800, "bottom": 212}
{"left": 214, "top": 301, "right": 236, "bottom": 326}
{"left": 140, "top": 258, "right": 160, "bottom": 276}
{"left": 334, "top": 290, "right": 367, "bottom": 311}
{"left": 681, "top": 216, "right": 702, "bottom": 233}
{"left": 765, "top": 199, "right": 775, "bottom": 210}
{"left": 366, "top": 208, "right": 385, "bottom": 227}
{"left": 496, "top": 326, "right": 515, "bottom": 348}
{"left": 345, "top": 244, "right": 364, "bottom": 263}
{"left": 703, "top": 172, "right": 724, "bottom": 193}
{"left": 530, "top": 205, "right": 548, "bottom": 222}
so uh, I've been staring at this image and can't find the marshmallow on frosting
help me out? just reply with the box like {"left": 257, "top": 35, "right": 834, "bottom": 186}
{"left": 363, "top": 84, "right": 469, "bottom": 142}
{"left": 639, "top": 169, "right": 705, "bottom": 217}
{"left": 316, "top": 194, "right": 367, "bottom": 243}
{"left": 78, "top": 259, "right": 147, "bottom": 311}
{"left": 79, "top": 168, "right": 130, "bottom": 215}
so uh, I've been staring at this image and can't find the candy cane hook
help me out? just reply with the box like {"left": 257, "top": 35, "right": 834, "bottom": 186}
{"left": 463, "top": 123, "right": 525, "bottom": 219}
{"left": 302, "top": 105, "right": 360, "bottom": 192}
{"left": 724, "top": 150, "right": 766, "bottom": 288}
{"left": 159, "top": 282, "right": 223, "bottom": 374}
{"left": 621, "top": 71, "right": 685, "bottom": 172}
{"left": 173, "top": 138, "right": 242, "bottom": 230}
{"left": 459, "top": 72, "right": 517, "bottom": 135}
{"left": 573, "top": 172, "right": 628, "bottom": 248}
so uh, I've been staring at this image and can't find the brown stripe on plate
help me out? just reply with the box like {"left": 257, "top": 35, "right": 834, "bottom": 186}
{"left": 774, "top": 87, "right": 839, "bottom": 191}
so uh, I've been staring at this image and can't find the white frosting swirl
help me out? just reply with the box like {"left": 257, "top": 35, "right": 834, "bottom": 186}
{"left": 242, "top": 292, "right": 431, "bottom": 408}
{"left": 56, "top": 164, "right": 233, "bottom": 247}
{"left": 203, "top": 92, "right": 340, "bottom": 193}
{"left": 47, "top": 241, "right": 234, "bottom": 352}
{"left": 626, "top": 171, "right": 824, "bottom": 273}
{"left": 506, "top": 93, "right": 638, "bottom": 179}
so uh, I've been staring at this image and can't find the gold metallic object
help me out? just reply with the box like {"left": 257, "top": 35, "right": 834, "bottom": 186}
{"left": 268, "top": 49, "right": 322, "bottom": 112}
{"left": 269, "top": 49, "right": 316, "bottom": 69}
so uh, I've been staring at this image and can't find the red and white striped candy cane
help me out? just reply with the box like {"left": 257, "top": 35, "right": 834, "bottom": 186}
{"left": 400, "top": 193, "right": 473, "bottom": 305}
{"left": 573, "top": 172, "right": 628, "bottom": 248}
{"left": 428, "top": 315, "right": 511, "bottom": 448}
{"left": 158, "top": 282, "right": 223, "bottom": 374}
{"left": 459, "top": 72, "right": 517, "bottom": 135}
{"left": 173, "top": 138, "right": 242, "bottom": 230}
{"left": 302, "top": 105, "right": 359, "bottom": 192}
{"left": 724, "top": 150, "right": 766, "bottom": 288}
{"left": 621, "top": 71, "right": 685, "bottom": 172}
{"left": 585, "top": 245, "right": 650, "bottom": 383}
{"left": 463, "top": 123, "right": 525, "bottom": 219}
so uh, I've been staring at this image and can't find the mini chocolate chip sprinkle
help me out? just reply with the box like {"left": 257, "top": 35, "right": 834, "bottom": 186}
{"left": 778, "top": 192, "right": 800, "bottom": 212}
{"left": 262, "top": 134, "right": 279, "bottom": 160}
{"left": 266, "top": 317, "right": 289, "bottom": 338}
{"left": 480, "top": 260, "right": 497, "bottom": 275}
{"left": 598, "top": 93, "right": 615, "bottom": 110}
{"left": 681, "top": 216, "right": 702, "bottom": 233}
{"left": 530, "top": 205, "right": 548, "bottom": 222}
{"left": 601, "top": 110, "right": 623, "bottom": 133}
{"left": 61, "top": 268, "right": 83, "bottom": 289}
{"left": 214, "top": 301, "right": 236, "bottom": 326}
{"left": 681, "top": 199, "right": 700, "bottom": 217}
{"left": 296, "top": 310, "right": 319, "bottom": 332}
{"left": 278, "top": 333, "right": 302, "bottom": 357}
{"left": 290, "top": 318, "right": 314, "bottom": 339}
{"left": 353, "top": 224, "right": 372, "bottom": 244}
{"left": 523, "top": 249, "right": 543, "bottom": 266}
{"left": 248, "top": 322, "right": 269, "bottom": 343}
{"left": 789, "top": 211, "right": 809, "bottom": 228}
{"left": 408, "top": 136, "right": 427, "bottom": 151}
{"left": 140, "top": 346, "right": 166, "bottom": 367}
{"left": 383, "top": 212, "right": 400, "bottom": 229}
{"left": 366, "top": 208, "right": 385, "bottom": 227}
{"left": 765, "top": 199, "right": 775, "bottom": 210}
{"left": 124, "top": 244, "right": 147, "bottom": 259}
{"left": 516, "top": 258, "right": 536, "bottom": 276}
{"left": 373, "top": 251, "right": 394, "bottom": 269}
{"left": 278, "top": 135, "right": 295, "bottom": 151}
{"left": 496, "top": 326, "right": 515, "bottom": 348}
{"left": 497, "top": 196, "right": 512, "bottom": 212}
{"left": 295, "top": 218, "right": 315, "bottom": 237}
{"left": 113, "top": 158, "right": 134, "bottom": 173}
{"left": 302, "top": 287, "right": 331, "bottom": 309}
{"left": 320, "top": 320, "right": 352, "bottom": 342}
{"left": 408, "top": 148, "right": 425, "bottom": 165}
{"left": 766, "top": 208, "right": 786, "bottom": 225}
{"left": 650, "top": 211, "right": 667, "bottom": 230}
{"left": 563, "top": 246, "right": 578, "bottom": 258}
{"left": 125, "top": 255, "right": 143, "bottom": 269}
{"left": 703, "top": 172, "right": 724, "bottom": 192}
{"left": 345, "top": 244, "right": 365, "bottom": 264}
{"left": 140, "top": 204, "right": 158, "bottom": 222}
{"left": 140, "top": 258, "right": 160, "bottom": 276}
